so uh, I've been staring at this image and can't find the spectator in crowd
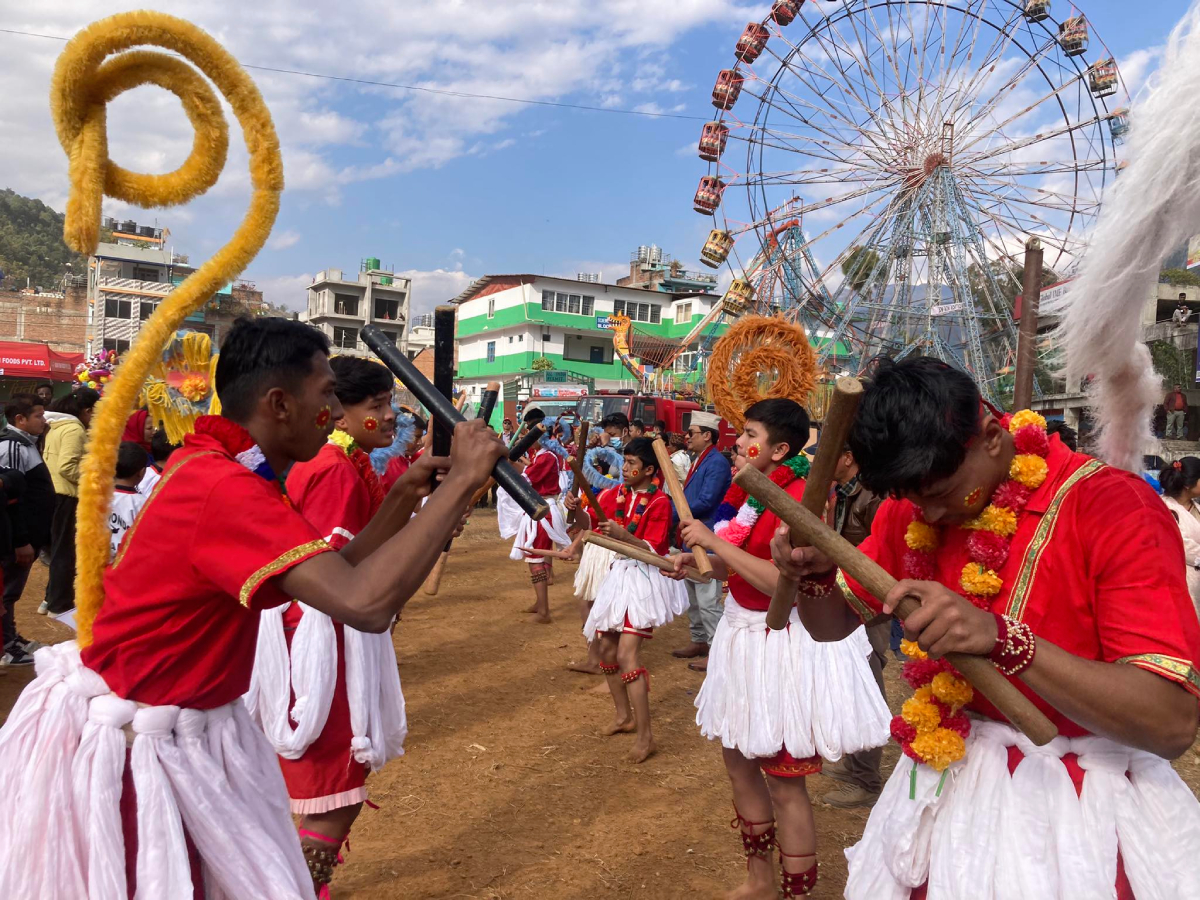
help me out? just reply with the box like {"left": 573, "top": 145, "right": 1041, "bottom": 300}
{"left": 1046, "top": 420, "right": 1079, "bottom": 452}
{"left": 1173, "top": 296, "right": 1192, "bottom": 326}
{"left": 109, "top": 441, "right": 149, "bottom": 560}
{"left": 600, "top": 413, "right": 630, "bottom": 450}
{"left": 34, "top": 384, "right": 53, "bottom": 407}
{"left": 501, "top": 417, "right": 516, "bottom": 448}
{"left": 40, "top": 388, "right": 100, "bottom": 618}
{"left": 0, "top": 394, "right": 52, "bottom": 665}
{"left": 668, "top": 432, "right": 690, "bottom": 484}
{"left": 121, "top": 408, "right": 155, "bottom": 460}
{"left": 139, "top": 428, "right": 180, "bottom": 496}
{"left": 1166, "top": 383, "right": 1189, "bottom": 439}
{"left": 653, "top": 419, "right": 667, "bottom": 438}
{"left": 1160, "top": 457, "right": 1200, "bottom": 619}
{"left": 629, "top": 418, "right": 646, "bottom": 439}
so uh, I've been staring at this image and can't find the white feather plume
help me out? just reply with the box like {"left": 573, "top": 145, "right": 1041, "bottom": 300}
{"left": 1045, "top": 2, "right": 1200, "bottom": 472}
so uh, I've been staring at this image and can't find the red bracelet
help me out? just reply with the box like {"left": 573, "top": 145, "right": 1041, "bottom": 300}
{"left": 989, "top": 613, "right": 1036, "bottom": 676}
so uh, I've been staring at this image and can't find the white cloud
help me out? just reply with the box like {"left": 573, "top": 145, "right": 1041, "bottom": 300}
{"left": 251, "top": 273, "right": 315, "bottom": 310}
{"left": 399, "top": 267, "right": 479, "bottom": 314}
{"left": 268, "top": 230, "right": 302, "bottom": 250}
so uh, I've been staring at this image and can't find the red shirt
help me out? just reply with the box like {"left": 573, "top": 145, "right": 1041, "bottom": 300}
{"left": 842, "top": 437, "right": 1200, "bottom": 736}
{"left": 288, "top": 443, "right": 377, "bottom": 550}
{"left": 382, "top": 454, "right": 411, "bottom": 494}
{"left": 587, "top": 484, "right": 673, "bottom": 555}
{"left": 728, "top": 476, "right": 807, "bottom": 612}
{"left": 82, "top": 431, "right": 332, "bottom": 709}
{"left": 525, "top": 447, "right": 561, "bottom": 497}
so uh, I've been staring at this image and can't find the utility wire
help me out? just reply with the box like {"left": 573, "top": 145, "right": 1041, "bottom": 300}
{"left": 0, "top": 27, "right": 709, "bottom": 122}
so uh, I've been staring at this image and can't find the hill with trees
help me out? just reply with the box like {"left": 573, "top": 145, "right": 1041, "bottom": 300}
{"left": 0, "top": 189, "right": 87, "bottom": 292}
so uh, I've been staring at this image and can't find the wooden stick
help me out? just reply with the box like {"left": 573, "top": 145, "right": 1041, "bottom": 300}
{"left": 765, "top": 377, "right": 862, "bottom": 630}
{"left": 507, "top": 423, "right": 547, "bottom": 461}
{"left": 421, "top": 551, "right": 449, "bottom": 596}
{"left": 477, "top": 380, "right": 500, "bottom": 423}
{"left": 733, "top": 464, "right": 1059, "bottom": 746}
{"left": 568, "top": 457, "right": 608, "bottom": 524}
{"left": 652, "top": 437, "right": 714, "bottom": 577}
{"left": 583, "top": 532, "right": 710, "bottom": 582}
{"left": 569, "top": 420, "right": 590, "bottom": 500}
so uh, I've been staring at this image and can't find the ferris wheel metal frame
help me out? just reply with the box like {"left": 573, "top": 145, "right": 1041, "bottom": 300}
{"left": 691, "top": 0, "right": 1130, "bottom": 404}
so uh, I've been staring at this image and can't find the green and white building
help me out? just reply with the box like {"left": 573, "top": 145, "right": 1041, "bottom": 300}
{"left": 451, "top": 274, "right": 727, "bottom": 409}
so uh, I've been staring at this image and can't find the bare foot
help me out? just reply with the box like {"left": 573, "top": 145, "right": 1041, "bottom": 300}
{"left": 521, "top": 602, "right": 539, "bottom": 614}
{"left": 723, "top": 880, "right": 777, "bottom": 900}
{"left": 568, "top": 660, "right": 604, "bottom": 675}
{"left": 547, "top": 569, "right": 556, "bottom": 586}
{"left": 627, "top": 738, "right": 657, "bottom": 764}
{"left": 528, "top": 613, "right": 553, "bottom": 625}
{"left": 589, "top": 681, "right": 611, "bottom": 694}
{"left": 600, "top": 718, "right": 636, "bottom": 736}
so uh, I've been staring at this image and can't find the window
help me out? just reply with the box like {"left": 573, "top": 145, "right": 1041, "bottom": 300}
{"left": 488, "top": 298, "right": 496, "bottom": 318}
{"left": 568, "top": 294, "right": 582, "bottom": 314}
{"left": 139, "top": 301, "right": 156, "bottom": 321}
{"left": 614, "top": 301, "right": 661, "bottom": 324}
{"left": 486, "top": 340, "right": 496, "bottom": 363}
{"left": 333, "top": 293, "right": 359, "bottom": 316}
{"left": 613, "top": 299, "right": 625, "bottom": 316}
{"left": 132, "top": 265, "right": 160, "bottom": 283}
{"left": 582, "top": 295, "right": 595, "bottom": 316}
{"left": 675, "top": 302, "right": 692, "bottom": 324}
{"left": 332, "top": 326, "right": 358, "bottom": 349}
{"left": 508, "top": 335, "right": 514, "bottom": 344}
{"left": 542, "top": 290, "right": 554, "bottom": 311}
{"left": 104, "top": 297, "right": 132, "bottom": 319}
{"left": 555, "top": 292, "right": 568, "bottom": 313}
{"left": 102, "top": 338, "right": 130, "bottom": 354}
{"left": 518, "top": 333, "right": 524, "bottom": 342}
{"left": 649, "top": 304, "right": 661, "bottom": 324}
{"left": 374, "top": 298, "right": 400, "bottom": 320}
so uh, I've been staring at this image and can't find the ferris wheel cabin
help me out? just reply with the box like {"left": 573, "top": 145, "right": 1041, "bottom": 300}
{"left": 771, "top": 0, "right": 803, "bottom": 26}
{"left": 1109, "top": 107, "right": 1130, "bottom": 140}
{"left": 722, "top": 279, "right": 755, "bottom": 315}
{"left": 712, "top": 69, "right": 745, "bottom": 110}
{"left": 698, "top": 122, "right": 730, "bottom": 162}
{"left": 1059, "top": 17, "right": 1088, "bottom": 57}
{"left": 734, "top": 23, "right": 770, "bottom": 64}
{"left": 701, "top": 230, "right": 735, "bottom": 268}
{"left": 1088, "top": 58, "right": 1118, "bottom": 99}
{"left": 1023, "top": 0, "right": 1050, "bottom": 23}
{"left": 694, "top": 176, "right": 726, "bottom": 215}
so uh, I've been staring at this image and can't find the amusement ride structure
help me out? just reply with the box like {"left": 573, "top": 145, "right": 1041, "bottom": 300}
{"left": 678, "top": 0, "right": 1129, "bottom": 403}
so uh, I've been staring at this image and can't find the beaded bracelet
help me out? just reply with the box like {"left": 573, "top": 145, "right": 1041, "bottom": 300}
{"left": 989, "top": 613, "right": 1037, "bottom": 676}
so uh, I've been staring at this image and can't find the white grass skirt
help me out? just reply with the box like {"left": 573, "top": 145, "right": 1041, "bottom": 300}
{"left": 695, "top": 594, "right": 889, "bottom": 761}
{"left": 584, "top": 557, "right": 689, "bottom": 636}
{"left": 574, "top": 540, "right": 618, "bottom": 603}
{"left": 496, "top": 489, "right": 570, "bottom": 561}
{"left": 0, "top": 643, "right": 313, "bottom": 899}
{"left": 845, "top": 719, "right": 1200, "bottom": 899}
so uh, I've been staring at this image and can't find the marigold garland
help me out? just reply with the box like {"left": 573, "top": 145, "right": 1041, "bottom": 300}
{"left": 892, "top": 410, "right": 1051, "bottom": 771}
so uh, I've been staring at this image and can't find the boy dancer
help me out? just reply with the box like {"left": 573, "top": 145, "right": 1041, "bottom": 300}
{"left": 773, "top": 357, "right": 1200, "bottom": 899}
{"left": 246, "top": 355, "right": 406, "bottom": 896}
{"left": 567, "top": 437, "right": 688, "bottom": 763}
{"left": 0, "top": 318, "right": 505, "bottom": 899}
{"left": 672, "top": 399, "right": 888, "bottom": 898}
{"left": 498, "top": 408, "right": 570, "bottom": 623}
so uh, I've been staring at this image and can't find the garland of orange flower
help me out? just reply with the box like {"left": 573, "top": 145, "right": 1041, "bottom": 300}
{"left": 891, "top": 410, "right": 1050, "bottom": 772}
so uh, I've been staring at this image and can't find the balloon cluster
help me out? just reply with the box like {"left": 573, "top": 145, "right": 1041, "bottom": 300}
{"left": 74, "top": 349, "right": 118, "bottom": 392}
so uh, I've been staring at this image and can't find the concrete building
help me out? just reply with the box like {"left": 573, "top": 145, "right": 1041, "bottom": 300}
{"left": 405, "top": 312, "right": 435, "bottom": 359}
{"left": 615, "top": 244, "right": 719, "bottom": 295}
{"left": 451, "top": 273, "right": 725, "bottom": 410}
{"left": 300, "top": 259, "right": 411, "bottom": 356}
{"left": 0, "top": 280, "right": 89, "bottom": 354}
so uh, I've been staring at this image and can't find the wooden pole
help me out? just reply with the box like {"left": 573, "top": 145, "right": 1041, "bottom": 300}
{"left": 733, "top": 465, "right": 1058, "bottom": 746}
{"left": 507, "top": 423, "right": 546, "bottom": 461}
{"left": 569, "top": 421, "right": 590, "bottom": 500}
{"left": 651, "top": 437, "right": 714, "bottom": 577}
{"left": 764, "top": 377, "right": 862, "bottom": 630}
{"left": 1013, "top": 237, "right": 1043, "bottom": 412}
{"left": 583, "top": 532, "right": 710, "bottom": 582}
{"left": 477, "top": 380, "right": 500, "bottom": 423}
{"left": 568, "top": 457, "right": 608, "bottom": 524}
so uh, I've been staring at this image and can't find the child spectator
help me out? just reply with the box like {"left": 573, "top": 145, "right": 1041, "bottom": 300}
{"left": 138, "top": 428, "right": 180, "bottom": 495}
{"left": 110, "top": 441, "right": 148, "bottom": 560}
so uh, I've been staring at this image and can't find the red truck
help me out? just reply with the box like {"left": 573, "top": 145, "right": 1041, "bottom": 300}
{"left": 573, "top": 393, "right": 737, "bottom": 451}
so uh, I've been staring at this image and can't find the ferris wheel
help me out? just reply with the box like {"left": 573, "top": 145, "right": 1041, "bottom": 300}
{"left": 692, "top": 0, "right": 1129, "bottom": 403}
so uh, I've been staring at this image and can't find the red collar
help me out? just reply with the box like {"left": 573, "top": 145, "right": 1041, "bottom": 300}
{"left": 685, "top": 445, "right": 714, "bottom": 486}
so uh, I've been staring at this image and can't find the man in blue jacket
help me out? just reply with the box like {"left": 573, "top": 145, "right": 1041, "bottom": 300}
{"left": 670, "top": 411, "right": 731, "bottom": 668}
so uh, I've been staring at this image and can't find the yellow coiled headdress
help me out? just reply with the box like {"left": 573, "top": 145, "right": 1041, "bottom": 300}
{"left": 51, "top": 12, "right": 283, "bottom": 646}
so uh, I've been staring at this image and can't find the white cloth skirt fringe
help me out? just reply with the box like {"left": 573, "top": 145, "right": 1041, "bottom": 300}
{"left": 0, "top": 642, "right": 315, "bottom": 900}
{"left": 695, "top": 594, "right": 889, "bottom": 762}
{"left": 497, "top": 488, "right": 570, "bottom": 560}
{"left": 245, "top": 603, "right": 407, "bottom": 781}
{"left": 574, "top": 540, "right": 617, "bottom": 604}
{"left": 584, "top": 557, "right": 688, "bottom": 635}
{"left": 845, "top": 719, "right": 1200, "bottom": 900}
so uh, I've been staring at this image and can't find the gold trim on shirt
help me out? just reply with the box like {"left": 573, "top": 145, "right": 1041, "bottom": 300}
{"left": 239, "top": 539, "right": 331, "bottom": 608}
{"left": 836, "top": 569, "right": 876, "bottom": 623}
{"left": 1117, "top": 653, "right": 1200, "bottom": 698}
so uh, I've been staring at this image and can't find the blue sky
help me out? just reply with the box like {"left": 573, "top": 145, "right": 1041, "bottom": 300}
{"left": 0, "top": 0, "right": 1184, "bottom": 312}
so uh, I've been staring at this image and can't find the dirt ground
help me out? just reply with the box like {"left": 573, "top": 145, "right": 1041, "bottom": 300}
{"left": 3, "top": 508, "right": 1200, "bottom": 899}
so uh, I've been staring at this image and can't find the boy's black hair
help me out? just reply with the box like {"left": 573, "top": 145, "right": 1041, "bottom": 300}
{"left": 600, "top": 412, "right": 629, "bottom": 430}
{"left": 215, "top": 318, "right": 331, "bottom": 421}
{"left": 848, "top": 356, "right": 981, "bottom": 496}
{"left": 630, "top": 418, "right": 645, "bottom": 430}
{"left": 1160, "top": 456, "right": 1200, "bottom": 497}
{"left": 4, "top": 393, "right": 42, "bottom": 424}
{"left": 329, "top": 356, "right": 393, "bottom": 407}
{"left": 743, "top": 398, "right": 810, "bottom": 461}
{"left": 523, "top": 406, "right": 546, "bottom": 425}
{"left": 150, "top": 428, "right": 180, "bottom": 463}
{"left": 654, "top": 419, "right": 667, "bottom": 432}
{"left": 115, "top": 441, "right": 148, "bottom": 480}
{"left": 623, "top": 436, "right": 658, "bottom": 474}
{"left": 35, "top": 382, "right": 53, "bottom": 392}
{"left": 1046, "top": 420, "right": 1078, "bottom": 452}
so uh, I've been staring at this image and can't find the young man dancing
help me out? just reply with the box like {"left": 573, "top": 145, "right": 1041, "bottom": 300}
{"left": 567, "top": 437, "right": 687, "bottom": 762}
{"left": 0, "top": 318, "right": 505, "bottom": 899}
{"left": 672, "top": 399, "right": 888, "bottom": 898}
{"left": 246, "top": 355, "right": 406, "bottom": 897}
{"left": 773, "top": 357, "right": 1200, "bottom": 899}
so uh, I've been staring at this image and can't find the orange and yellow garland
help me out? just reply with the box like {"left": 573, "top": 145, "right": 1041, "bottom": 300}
{"left": 892, "top": 410, "right": 1050, "bottom": 771}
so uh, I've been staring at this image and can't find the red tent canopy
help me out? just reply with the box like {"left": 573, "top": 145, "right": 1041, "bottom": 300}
{"left": 0, "top": 342, "right": 84, "bottom": 382}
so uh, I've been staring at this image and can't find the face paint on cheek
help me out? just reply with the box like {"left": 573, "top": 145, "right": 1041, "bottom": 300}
{"left": 964, "top": 487, "right": 983, "bottom": 508}
{"left": 363, "top": 416, "right": 379, "bottom": 432}
{"left": 747, "top": 443, "right": 761, "bottom": 459}
{"left": 629, "top": 469, "right": 640, "bottom": 479}
{"left": 314, "top": 406, "right": 331, "bottom": 430}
